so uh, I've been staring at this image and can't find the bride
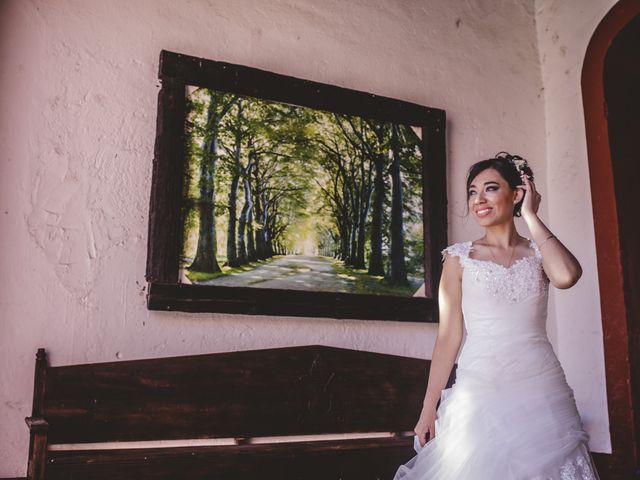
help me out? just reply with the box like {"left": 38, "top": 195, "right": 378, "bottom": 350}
{"left": 394, "top": 153, "right": 600, "bottom": 479}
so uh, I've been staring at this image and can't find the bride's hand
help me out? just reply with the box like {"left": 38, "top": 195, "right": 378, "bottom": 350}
{"left": 414, "top": 406, "right": 437, "bottom": 447}
{"left": 517, "top": 174, "right": 541, "bottom": 219}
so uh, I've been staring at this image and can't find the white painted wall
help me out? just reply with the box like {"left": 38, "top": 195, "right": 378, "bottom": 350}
{"left": 534, "top": 0, "right": 619, "bottom": 454}
{"left": 0, "top": 0, "right": 611, "bottom": 475}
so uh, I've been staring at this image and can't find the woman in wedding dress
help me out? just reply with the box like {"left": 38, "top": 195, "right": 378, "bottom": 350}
{"left": 394, "top": 153, "right": 600, "bottom": 479}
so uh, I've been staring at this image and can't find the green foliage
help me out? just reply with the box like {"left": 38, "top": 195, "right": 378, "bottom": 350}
{"left": 329, "top": 258, "right": 420, "bottom": 296}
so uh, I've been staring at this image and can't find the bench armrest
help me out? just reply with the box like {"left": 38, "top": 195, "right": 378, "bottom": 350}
{"left": 25, "top": 417, "right": 48, "bottom": 433}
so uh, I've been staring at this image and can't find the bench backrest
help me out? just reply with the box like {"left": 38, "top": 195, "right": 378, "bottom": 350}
{"left": 32, "top": 345, "right": 453, "bottom": 445}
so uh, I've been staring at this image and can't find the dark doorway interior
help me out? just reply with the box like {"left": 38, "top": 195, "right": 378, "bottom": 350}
{"left": 603, "top": 12, "right": 640, "bottom": 475}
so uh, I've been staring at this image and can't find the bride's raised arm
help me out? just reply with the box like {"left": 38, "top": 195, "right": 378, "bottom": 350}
{"left": 518, "top": 175, "right": 582, "bottom": 289}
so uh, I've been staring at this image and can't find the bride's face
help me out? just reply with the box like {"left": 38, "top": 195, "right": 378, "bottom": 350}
{"left": 467, "top": 168, "right": 521, "bottom": 226}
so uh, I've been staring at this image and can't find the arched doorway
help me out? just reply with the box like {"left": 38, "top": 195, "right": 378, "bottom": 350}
{"left": 582, "top": 0, "right": 640, "bottom": 477}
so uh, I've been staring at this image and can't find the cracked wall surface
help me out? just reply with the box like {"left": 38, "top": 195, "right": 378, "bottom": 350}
{"left": 0, "top": 0, "right": 611, "bottom": 475}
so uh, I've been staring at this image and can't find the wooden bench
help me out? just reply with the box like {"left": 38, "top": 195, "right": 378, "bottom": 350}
{"left": 24, "top": 345, "right": 455, "bottom": 479}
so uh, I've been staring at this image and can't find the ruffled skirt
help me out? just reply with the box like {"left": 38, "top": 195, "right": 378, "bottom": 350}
{"left": 394, "top": 342, "right": 599, "bottom": 480}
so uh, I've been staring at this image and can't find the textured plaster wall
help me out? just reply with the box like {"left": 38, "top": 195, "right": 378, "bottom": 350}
{"left": 534, "top": 0, "right": 618, "bottom": 453}
{"left": 0, "top": 0, "right": 606, "bottom": 475}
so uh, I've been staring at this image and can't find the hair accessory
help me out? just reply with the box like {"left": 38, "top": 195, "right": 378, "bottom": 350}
{"left": 494, "top": 152, "right": 532, "bottom": 180}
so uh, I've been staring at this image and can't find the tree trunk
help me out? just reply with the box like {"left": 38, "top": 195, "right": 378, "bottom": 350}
{"left": 349, "top": 190, "right": 359, "bottom": 266}
{"left": 389, "top": 124, "right": 408, "bottom": 285}
{"left": 189, "top": 98, "right": 223, "bottom": 273}
{"left": 355, "top": 158, "right": 372, "bottom": 269}
{"left": 262, "top": 193, "right": 274, "bottom": 258}
{"left": 368, "top": 152, "right": 386, "bottom": 276}
{"left": 253, "top": 157, "right": 268, "bottom": 260}
{"left": 247, "top": 206, "right": 256, "bottom": 261}
{"left": 237, "top": 164, "right": 253, "bottom": 264}
{"left": 226, "top": 100, "right": 243, "bottom": 267}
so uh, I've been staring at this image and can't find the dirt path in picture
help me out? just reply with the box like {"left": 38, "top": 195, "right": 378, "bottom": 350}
{"left": 199, "top": 255, "right": 357, "bottom": 293}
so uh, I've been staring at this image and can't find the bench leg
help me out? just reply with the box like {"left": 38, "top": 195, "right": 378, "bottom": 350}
{"left": 27, "top": 430, "right": 47, "bottom": 480}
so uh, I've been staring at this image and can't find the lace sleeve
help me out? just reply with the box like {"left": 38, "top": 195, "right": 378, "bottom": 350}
{"left": 530, "top": 238, "right": 543, "bottom": 259}
{"left": 441, "top": 242, "right": 471, "bottom": 267}
{"left": 528, "top": 238, "right": 550, "bottom": 282}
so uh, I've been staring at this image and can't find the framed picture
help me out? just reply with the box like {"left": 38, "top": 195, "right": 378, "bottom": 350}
{"left": 146, "top": 50, "right": 447, "bottom": 322}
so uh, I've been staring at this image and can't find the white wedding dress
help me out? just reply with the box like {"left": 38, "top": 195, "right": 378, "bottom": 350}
{"left": 394, "top": 239, "right": 600, "bottom": 480}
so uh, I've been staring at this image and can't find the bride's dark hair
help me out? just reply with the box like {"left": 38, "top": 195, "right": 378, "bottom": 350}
{"left": 465, "top": 152, "right": 534, "bottom": 218}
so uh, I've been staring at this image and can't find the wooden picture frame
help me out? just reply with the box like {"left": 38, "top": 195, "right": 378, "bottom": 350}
{"left": 146, "top": 50, "right": 447, "bottom": 322}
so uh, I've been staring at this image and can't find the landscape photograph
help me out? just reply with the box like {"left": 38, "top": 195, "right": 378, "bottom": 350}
{"left": 180, "top": 86, "right": 426, "bottom": 297}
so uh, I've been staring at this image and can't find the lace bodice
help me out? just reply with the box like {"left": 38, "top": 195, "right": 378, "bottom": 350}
{"left": 442, "top": 238, "right": 549, "bottom": 304}
{"left": 440, "top": 237, "right": 551, "bottom": 348}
